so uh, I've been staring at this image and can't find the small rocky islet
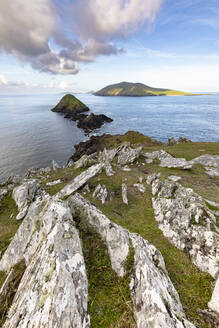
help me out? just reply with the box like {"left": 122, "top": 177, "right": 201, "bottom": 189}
{"left": 0, "top": 131, "right": 218, "bottom": 327}
{"left": 51, "top": 94, "right": 113, "bottom": 133}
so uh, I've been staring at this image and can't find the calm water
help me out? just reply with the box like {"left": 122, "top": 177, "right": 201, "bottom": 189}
{"left": 0, "top": 93, "right": 219, "bottom": 181}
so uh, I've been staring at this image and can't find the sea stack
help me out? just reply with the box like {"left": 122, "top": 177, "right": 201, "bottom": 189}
{"left": 51, "top": 94, "right": 89, "bottom": 116}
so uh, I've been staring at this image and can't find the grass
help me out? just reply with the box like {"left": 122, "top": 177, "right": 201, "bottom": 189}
{"left": 0, "top": 193, "right": 21, "bottom": 255}
{"left": 84, "top": 164, "right": 215, "bottom": 327}
{"left": 0, "top": 139, "right": 218, "bottom": 327}
{"left": 75, "top": 217, "right": 136, "bottom": 328}
{"left": 0, "top": 260, "right": 26, "bottom": 326}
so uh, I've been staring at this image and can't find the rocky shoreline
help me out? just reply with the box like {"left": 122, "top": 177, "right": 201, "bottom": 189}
{"left": 0, "top": 132, "right": 218, "bottom": 327}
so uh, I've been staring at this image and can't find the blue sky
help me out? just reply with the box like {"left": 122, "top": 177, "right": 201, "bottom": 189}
{"left": 1, "top": 0, "right": 219, "bottom": 93}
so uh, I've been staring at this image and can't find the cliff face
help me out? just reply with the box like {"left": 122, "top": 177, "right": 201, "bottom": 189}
{"left": 0, "top": 135, "right": 218, "bottom": 327}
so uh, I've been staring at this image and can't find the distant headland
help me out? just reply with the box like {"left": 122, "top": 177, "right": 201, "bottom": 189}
{"left": 94, "top": 81, "right": 203, "bottom": 97}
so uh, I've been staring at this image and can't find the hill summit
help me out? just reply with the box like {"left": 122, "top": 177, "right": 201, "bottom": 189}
{"left": 94, "top": 81, "right": 193, "bottom": 97}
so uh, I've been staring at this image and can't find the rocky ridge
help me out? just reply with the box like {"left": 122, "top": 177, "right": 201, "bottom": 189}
{"left": 0, "top": 138, "right": 218, "bottom": 327}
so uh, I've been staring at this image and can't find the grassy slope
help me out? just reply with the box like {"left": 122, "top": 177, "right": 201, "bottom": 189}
{"left": 0, "top": 137, "right": 218, "bottom": 327}
{"left": 52, "top": 94, "right": 88, "bottom": 112}
{"left": 95, "top": 82, "right": 196, "bottom": 96}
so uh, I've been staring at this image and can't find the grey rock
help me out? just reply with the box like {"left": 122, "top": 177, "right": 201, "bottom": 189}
{"left": 133, "top": 183, "right": 146, "bottom": 193}
{"left": 0, "top": 188, "right": 8, "bottom": 201}
{"left": 56, "top": 163, "right": 103, "bottom": 199}
{"left": 92, "top": 184, "right": 108, "bottom": 204}
{"left": 151, "top": 178, "right": 219, "bottom": 278}
{"left": 65, "top": 159, "right": 74, "bottom": 168}
{"left": 122, "top": 165, "right": 132, "bottom": 171}
{"left": 122, "top": 183, "right": 128, "bottom": 205}
{"left": 68, "top": 194, "right": 194, "bottom": 327}
{"left": 144, "top": 150, "right": 172, "bottom": 161}
{"left": 118, "top": 146, "right": 142, "bottom": 165}
{"left": 0, "top": 196, "right": 90, "bottom": 328}
{"left": 130, "top": 233, "right": 195, "bottom": 328}
{"left": 146, "top": 173, "right": 161, "bottom": 185}
{"left": 12, "top": 179, "right": 42, "bottom": 220}
{"left": 46, "top": 179, "right": 61, "bottom": 186}
{"left": 160, "top": 157, "right": 192, "bottom": 169}
{"left": 6, "top": 174, "right": 23, "bottom": 185}
{"left": 145, "top": 158, "right": 153, "bottom": 164}
{"left": 69, "top": 194, "right": 130, "bottom": 277}
{"left": 52, "top": 160, "right": 60, "bottom": 170}
{"left": 208, "top": 278, "right": 219, "bottom": 314}
{"left": 168, "top": 175, "right": 182, "bottom": 182}
{"left": 98, "top": 148, "right": 115, "bottom": 176}
{"left": 82, "top": 184, "right": 90, "bottom": 194}
{"left": 74, "top": 154, "right": 96, "bottom": 169}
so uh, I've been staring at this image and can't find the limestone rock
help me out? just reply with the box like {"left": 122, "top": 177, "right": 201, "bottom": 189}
{"left": 0, "top": 188, "right": 8, "bottom": 201}
{"left": 92, "top": 184, "right": 108, "bottom": 204}
{"left": 146, "top": 173, "right": 161, "bottom": 185}
{"left": 46, "top": 179, "right": 61, "bottom": 186}
{"left": 82, "top": 184, "right": 90, "bottom": 194}
{"left": 118, "top": 146, "right": 142, "bottom": 165}
{"left": 68, "top": 194, "right": 130, "bottom": 277}
{"left": 0, "top": 196, "right": 90, "bottom": 328}
{"left": 74, "top": 154, "right": 97, "bottom": 169}
{"left": 12, "top": 179, "right": 42, "bottom": 220}
{"left": 52, "top": 160, "right": 60, "bottom": 170}
{"left": 130, "top": 233, "right": 195, "bottom": 328}
{"left": 98, "top": 148, "right": 116, "bottom": 176}
{"left": 151, "top": 177, "right": 219, "bottom": 278}
{"left": 122, "top": 183, "right": 128, "bottom": 205}
{"left": 133, "top": 183, "right": 146, "bottom": 193}
{"left": 122, "top": 165, "right": 132, "bottom": 171}
{"left": 168, "top": 175, "right": 182, "bottom": 182}
{"left": 144, "top": 150, "right": 172, "bottom": 161}
{"left": 68, "top": 194, "right": 194, "bottom": 327}
{"left": 56, "top": 163, "right": 103, "bottom": 199}
{"left": 208, "top": 278, "right": 219, "bottom": 314}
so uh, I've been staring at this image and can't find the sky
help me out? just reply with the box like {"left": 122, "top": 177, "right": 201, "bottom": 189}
{"left": 1, "top": 0, "right": 219, "bottom": 94}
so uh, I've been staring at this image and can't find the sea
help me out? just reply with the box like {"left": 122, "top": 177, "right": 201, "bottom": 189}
{"left": 0, "top": 93, "right": 219, "bottom": 182}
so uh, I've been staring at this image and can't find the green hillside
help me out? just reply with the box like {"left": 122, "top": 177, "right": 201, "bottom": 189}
{"left": 94, "top": 81, "right": 195, "bottom": 96}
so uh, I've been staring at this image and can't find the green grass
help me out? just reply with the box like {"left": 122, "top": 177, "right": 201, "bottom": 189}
{"left": 75, "top": 217, "right": 136, "bottom": 328}
{"left": 0, "top": 260, "right": 26, "bottom": 326}
{"left": 85, "top": 165, "right": 215, "bottom": 327}
{"left": 0, "top": 194, "right": 21, "bottom": 255}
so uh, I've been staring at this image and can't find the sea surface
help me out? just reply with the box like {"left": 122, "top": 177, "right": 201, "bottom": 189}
{"left": 0, "top": 93, "right": 219, "bottom": 182}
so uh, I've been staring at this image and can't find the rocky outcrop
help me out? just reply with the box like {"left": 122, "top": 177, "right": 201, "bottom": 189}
{"left": 0, "top": 196, "right": 90, "bottom": 328}
{"left": 52, "top": 160, "right": 60, "bottom": 170}
{"left": 149, "top": 176, "right": 219, "bottom": 278}
{"left": 133, "top": 183, "right": 146, "bottom": 193}
{"left": 56, "top": 163, "right": 103, "bottom": 199}
{"left": 46, "top": 179, "right": 61, "bottom": 186}
{"left": 122, "top": 183, "right": 128, "bottom": 204}
{"left": 92, "top": 184, "right": 108, "bottom": 204}
{"left": 118, "top": 146, "right": 142, "bottom": 165}
{"left": 144, "top": 150, "right": 219, "bottom": 175}
{"left": 12, "top": 179, "right": 42, "bottom": 220}
{"left": 68, "top": 194, "right": 195, "bottom": 328}
{"left": 74, "top": 153, "right": 97, "bottom": 169}
{"left": 77, "top": 113, "right": 113, "bottom": 133}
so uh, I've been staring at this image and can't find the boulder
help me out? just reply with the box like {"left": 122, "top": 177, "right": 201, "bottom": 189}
{"left": 208, "top": 278, "right": 219, "bottom": 313}
{"left": 46, "top": 179, "right": 61, "bottom": 186}
{"left": 56, "top": 163, "right": 103, "bottom": 199}
{"left": 133, "top": 183, "right": 146, "bottom": 193}
{"left": 150, "top": 177, "right": 219, "bottom": 278}
{"left": 118, "top": 146, "right": 142, "bottom": 165}
{"left": 52, "top": 160, "right": 60, "bottom": 170}
{"left": 122, "top": 183, "right": 128, "bottom": 204}
{"left": 0, "top": 188, "right": 8, "bottom": 201}
{"left": 92, "top": 184, "right": 108, "bottom": 204}
{"left": 12, "top": 179, "right": 42, "bottom": 220}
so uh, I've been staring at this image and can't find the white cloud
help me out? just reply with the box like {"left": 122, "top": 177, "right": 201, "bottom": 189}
{"left": 0, "top": 0, "right": 163, "bottom": 75}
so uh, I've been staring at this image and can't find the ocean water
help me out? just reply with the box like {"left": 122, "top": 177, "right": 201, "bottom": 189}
{"left": 0, "top": 93, "right": 219, "bottom": 181}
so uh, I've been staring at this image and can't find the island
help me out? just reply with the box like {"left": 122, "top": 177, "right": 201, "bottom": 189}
{"left": 94, "top": 81, "right": 196, "bottom": 97}
{"left": 51, "top": 94, "right": 113, "bottom": 133}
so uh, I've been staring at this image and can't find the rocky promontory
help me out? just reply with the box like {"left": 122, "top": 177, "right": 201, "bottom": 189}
{"left": 51, "top": 94, "right": 113, "bottom": 133}
{"left": 0, "top": 132, "right": 218, "bottom": 327}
